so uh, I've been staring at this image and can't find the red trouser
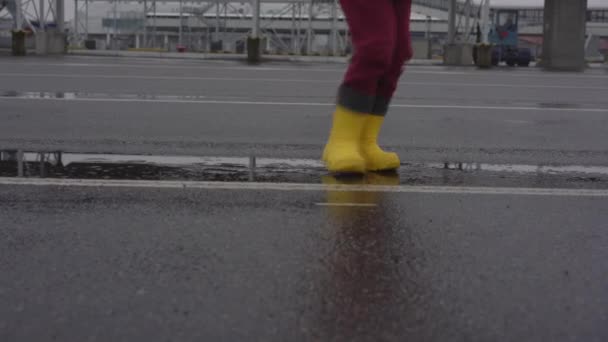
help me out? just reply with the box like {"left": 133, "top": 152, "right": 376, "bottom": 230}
{"left": 337, "top": 0, "right": 413, "bottom": 116}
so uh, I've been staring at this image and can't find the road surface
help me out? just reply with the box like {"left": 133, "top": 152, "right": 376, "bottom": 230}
{"left": 1, "top": 55, "right": 607, "bottom": 342}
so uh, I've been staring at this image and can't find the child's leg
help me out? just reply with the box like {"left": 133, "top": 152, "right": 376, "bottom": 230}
{"left": 323, "top": 0, "right": 398, "bottom": 173}
{"left": 359, "top": 0, "right": 413, "bottom": 172}
{"left": 373, "top": 0, "right": 413, "bottom": 115}
{"left": 338, "top": 0, "right": 397, "bottom": 114}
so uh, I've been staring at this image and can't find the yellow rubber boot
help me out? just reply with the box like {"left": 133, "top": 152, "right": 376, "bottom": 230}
{"left": 322, "top": 106, "right": 367, "bottom": 174}
{"left": 361, "top": 115, "right": 400, "bottom": 171}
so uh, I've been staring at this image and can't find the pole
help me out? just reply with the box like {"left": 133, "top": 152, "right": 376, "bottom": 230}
{"left": 480, "top": 0, "right": 490, "bottom": 45}
{"left": 215, "top": 0, "right": 220, "bottom": 44}
{"left": 252, "top": 0, "right": 260, "bottom": 38}
{"left": 206, "top": 26, "right": 210, "bottom": 51}
{"left": 113, "top": 0, "right": 117, "bottom": 48}
{"left": 15, "top": 0, "right": 23, "bottom": 30}
{"left": 291, "top": 3, "right": 296, "bottom": 54}
{"left": 297, "top": 2, "right": 302, "bottom": 54}
{"left": 143, "top": 0, "right": 147, "bottom": 47}
{"left": 224, "top": 2, "right": 227, "bottom": 37}
{"left": 74, "top": 0, "right": 78, "bottom": 40}
{"left": 247, "top": 0, "right": 261, "bottom": 62}
{"left": 331, "top": 0, "right": 337, "bottom": 55}
{"left": 56, "top": 0, "right": 64, "bottom": 32}
{"left": 464, "top": 0, "right": 471, "bottom": 43}
{"left": 40, "top": 0, "right": 45, "bottom": 31}
{"left": 426, "top": 15, "right": 432, "bottom": 59}
{"left": 178, "top": 0, "right": 183, "bottom": 46}
{"left": 153, "top": 0, "right": 156, "bottom": 47}
{"left": 448, "top": 0, "right": 456, "bottom": 44}
{"left": 307, "top": 0, "right": 313, "bottom": 54}
{"left": 85, "top": 0, "right": 88, "bottom": 39}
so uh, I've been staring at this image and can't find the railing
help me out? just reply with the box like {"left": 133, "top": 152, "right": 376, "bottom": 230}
{"left": 412, "top": 0, "right": 474, "bottom": 17}
{"left": 588, "top": 9, "right": 608, "bottom": 23}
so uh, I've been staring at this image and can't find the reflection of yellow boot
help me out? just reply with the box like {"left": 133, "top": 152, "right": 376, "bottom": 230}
{"left": 321, "top": 175, "right": 370, "bottom": 220}
{"left": 322, "top": 175, "right": 367, "bottom": 204}
{"left": 361, "top": 116, "right": 400, "bottom": 172}
{"left": 363, "top": 173, "right": 400, "bottom": 204}
{"left": 322, "top": 106, "right": 367, "bottom": 174}
{"left": 365, "top": 172, "right": 400, "bottom": 186}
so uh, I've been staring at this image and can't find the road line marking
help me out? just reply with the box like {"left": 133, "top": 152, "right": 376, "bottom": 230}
{"left": 1, "top": 177, "right": 608, "bottom": 197}
{"left": 0, "top": 63, "right": 464, "bottom": 75}
{"left": 0, "top": 60, "right": 608, "bottom": 79}
{"left": 1, "top": 72, "right": 606, "bottom": 90}
{"left": 0, "top": 96, "right": 330, "bottom": 107}
{"left": 403, "top": 81, "right": 607, "bottom": 91}
{"left": 0, "top": 62, "right": 348, "bottom": 73}
{"left": 315, "top": 203, "right": 378, "bottom": 207}
{"left": 1, "top": 96, "right": 606, "bottom": 113}
{"left": 2, "top": 61, "right": 607, "bottom": 79}
{"left": 0, "top": 72, "right": 338, "bottom": 83}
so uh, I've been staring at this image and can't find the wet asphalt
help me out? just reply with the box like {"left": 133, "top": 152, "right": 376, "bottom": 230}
{"left": 2, "top": 185, "right": 608, "bottom": 342}
{"left": 0, "top": 56, "right": 607, "bottom": 164}
{"left": 1, "top": 55, "right": 608, "bottom": 341}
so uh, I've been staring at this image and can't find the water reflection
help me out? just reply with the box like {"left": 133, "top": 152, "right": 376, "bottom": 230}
{"left": 2, "top": 149, "right": 607, "bottom": 186}
{"left": 0, "top": 150, "right": 324, "bottom": 183}
{"left": 0, "top": 150, "right": 63, "bottom": 177}
{"left": 0, "top": 91, "right": 211, "bottom": 102}
{"left": 317, "top": 173, "right": 428, "bottom": 340}
{"left": 0, "top": 91, "right": 591, "bottom": 111}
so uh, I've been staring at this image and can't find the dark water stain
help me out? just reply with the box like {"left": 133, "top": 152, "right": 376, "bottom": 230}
{"left": 0, "top": 91, "right": 596, "bottom": 112}
{"left": 0, "top": 91, "right": 210, "bottom": 102}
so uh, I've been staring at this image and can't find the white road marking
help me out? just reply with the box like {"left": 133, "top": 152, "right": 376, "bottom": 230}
{"left": 1, "top": 96, "right": 606, "bottom": 113}
{"left": 1, "top": 72, "right": 606, "bottom": 90}
{"left": 0, "top": 72, "right": 338, "bottom": 83}
{"left": 402, "top": 81, "right": 607, "bottom": 91}
{"left": 1, "top": 60, "right": 607, "bottom": 79}
{"left": 1, "top": 177, "right": 608, "bottom": 197}
{"left": 0, "top": 96, "right": 330, "bottom": 107}
{"left": 0, "top": 63, "right": 464, "bottom": 75}
{"left": 0, "top": 62, "right": 348, "bottom": 73}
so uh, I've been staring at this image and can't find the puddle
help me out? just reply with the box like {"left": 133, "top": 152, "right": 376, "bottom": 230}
{"left": 0, "top": 91, "right": 211, "bottom": 102}
{"left": 2, "top": 150, "right": 608, "bottom": 187}
{"left": 0, "top": 91, "right": 600, "bottom": 112}
{"left": 0, "top": 150, "right": 325, "bottom": 183}
{"left": 437, "top": 162, "right": 608, "bottom": 176}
